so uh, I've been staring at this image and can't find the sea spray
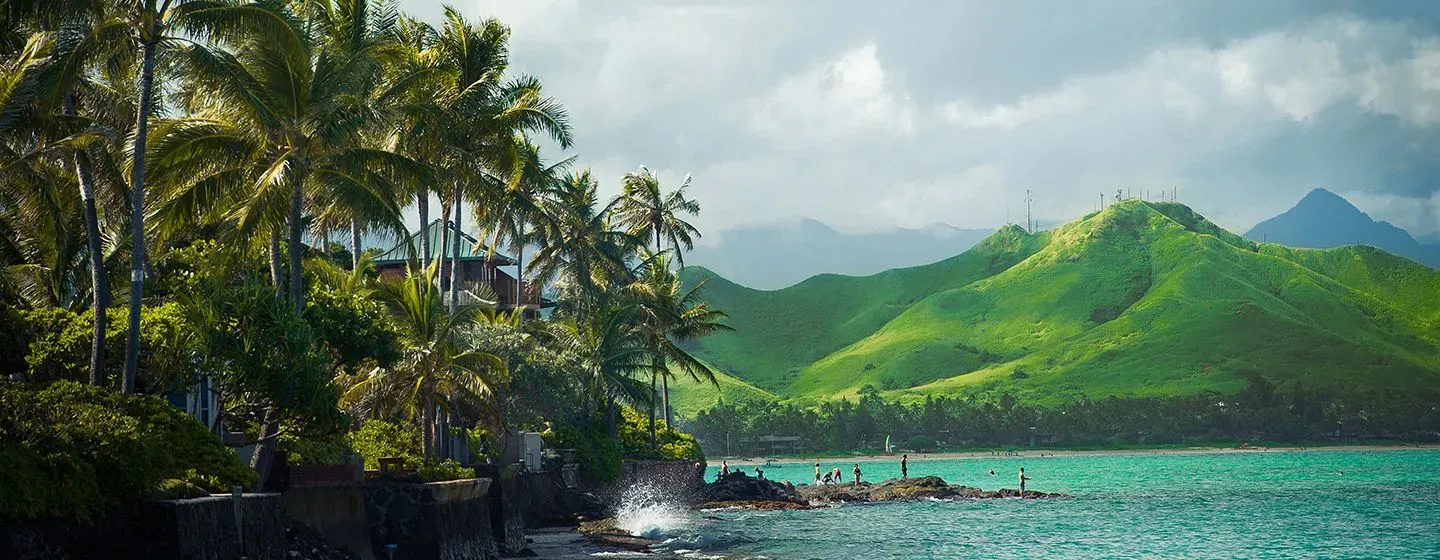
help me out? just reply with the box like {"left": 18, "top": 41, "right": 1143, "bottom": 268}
{"left": 612, "top": 480, "right": 694, "bottom": 539}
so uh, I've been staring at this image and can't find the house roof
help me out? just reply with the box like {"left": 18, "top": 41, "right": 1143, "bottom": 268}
{"left": 373, "top": 219, "right": 516, "bottom": 265}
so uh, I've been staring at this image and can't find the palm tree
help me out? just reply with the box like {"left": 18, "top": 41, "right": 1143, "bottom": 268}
{"left": 152, "top": 0, "right": 413, "bottom": 314}
{"left": 551, "top": 302, "right": 652, "bottom": 436}
{"left": 338, "top": 261, "right": 508, "bottom": 460}
{"left": 531, "top": 169, "right": 633, "bottom": 324}
{"left": 423, "top": 8, "right": 571, "bottom": 310}
{"left": 615, "top": 166, "right": 701, "bottom": 269}
{"left": 627, "top": 250, "right": 731, "bottom": 444}
{"left": 481, "top": 138, "right": 572, "bottom": 319}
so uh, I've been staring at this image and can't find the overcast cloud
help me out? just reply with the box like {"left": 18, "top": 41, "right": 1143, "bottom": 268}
{"left": 395, "top": 0, "right": 1440, "bottom": 241}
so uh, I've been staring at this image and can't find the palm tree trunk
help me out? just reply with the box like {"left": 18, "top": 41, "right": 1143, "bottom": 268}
{"left": 288, "top": 175, "right": 304, "bottom": 313}
{"left": 418, "top": 191, "right": 431, "bottom": 268}
{"left": 67, "top": 96, "right": 107, "bottom": 386}
{"left": 438, "top": 200, "right": 450, "bottom": 291}
{"left": 269, "top": 230, "right": 283, "bottom": 296}
{"left": 122, "top": 39, "right": 157, "bottom": 395}
{"left": 649, "top": 372, "right": 657, "bottom": 449}
{"left": 663, "top": 374, "right": 672, "bottom": 428}
{"left": 449, "top": 184, "right": 462, "bottom": 309}
{"left": 607, "top": 397, "right": 617, "bottom": 439}
{"left": 350, "top": 219, "right": 362, "bottom": 270}
{"left": 421, "top": 399, "right": 435, "bottom": 461}
{"left": 515, "top": 239, "right": 524, "bottom": 321}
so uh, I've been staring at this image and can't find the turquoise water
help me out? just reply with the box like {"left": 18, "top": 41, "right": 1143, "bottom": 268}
{"left": 658, "top": 450, "right": 1440, "bottom": 558}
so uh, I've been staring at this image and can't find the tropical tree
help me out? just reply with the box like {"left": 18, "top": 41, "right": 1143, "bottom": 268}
{"left": 627, "top": 250, "right": 730, "bottom": 444}
{"left": 550, "top": 302, "right": 652, "bottom": 436}
{"left": 615, "top": 166, "right": 701, "bottom": 269}
{"left": 151, "top": 0, "right": 412, "bottom": 314}
{"left": 480, "top": 138, "right": 572, "bottom": 318}
{"left": 531, "top": 169, "right": 633, "bottom": 323}
{"left": 338, "top": 262, "right": 508, "bottom": 460}
{"left": 422, "top": 8, "right": 571, "bottom": 309}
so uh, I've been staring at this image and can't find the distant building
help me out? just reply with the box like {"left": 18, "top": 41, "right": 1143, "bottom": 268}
{"left": 372, "top": 219, "right": 556, "bottom": 315}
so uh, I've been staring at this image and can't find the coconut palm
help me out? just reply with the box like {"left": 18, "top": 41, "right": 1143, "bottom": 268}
{"left": 627, "top": 249, "right": 730, "bottom": 444}
{"left": 151, "top": 0, "right": 413, "bottom": 313}
{"left": 480, "top": 138, "right": 573, "bottom": 319}
{"left": 423, "top": 8, "right": 572, "bottom": 309}
{"left": 338, "top": 261, "right": 508, "bottom": 460}
{"left": 530, "top": 169, "right": 634, "bottom": 323}
{"left": 615, "top": 166, "right": 701, "bottom": 269}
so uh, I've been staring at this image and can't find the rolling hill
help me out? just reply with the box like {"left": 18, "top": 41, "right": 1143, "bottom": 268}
{"left": 674, "top": 199, "right": 1440, "bottom": 411}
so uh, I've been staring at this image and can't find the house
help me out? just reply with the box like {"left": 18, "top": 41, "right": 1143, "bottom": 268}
{"left": 372, "top": 219, "right": 556, "bottom": 315}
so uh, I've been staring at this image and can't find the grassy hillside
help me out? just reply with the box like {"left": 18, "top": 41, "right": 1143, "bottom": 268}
{"left": 665, "top": 365, "right": 778, "bottom": 419}
{"left": 679, "top": 225, "right": 1048, "bottom": 392}
{"left": 684, "top": 200, "right": 1440, "bottom": 408}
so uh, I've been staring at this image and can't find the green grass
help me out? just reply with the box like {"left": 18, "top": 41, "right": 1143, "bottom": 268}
{"left": 665, "top": 362, "right": 779, "bottom": 419}
{"left": 683, "top": 200, "right": 1440, "bottom": 407}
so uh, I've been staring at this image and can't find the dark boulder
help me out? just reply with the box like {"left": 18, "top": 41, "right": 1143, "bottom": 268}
{"left": 700, "top": 472, "right": 805, "bottom": 505}
{"left": 798, "top": 476, "right": 1069, "bottom": 503}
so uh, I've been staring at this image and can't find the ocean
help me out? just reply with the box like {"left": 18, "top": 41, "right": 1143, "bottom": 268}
{"left": 621, "top": 449, "right": 1440, "bottom": 559}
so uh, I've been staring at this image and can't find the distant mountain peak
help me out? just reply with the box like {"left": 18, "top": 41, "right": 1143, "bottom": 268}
{"left": 1245, "top": 188, "right": 1440, "bottom": 269}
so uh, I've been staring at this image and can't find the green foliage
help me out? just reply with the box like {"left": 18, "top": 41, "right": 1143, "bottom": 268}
{"left": 10, "top": 303, "right": 193, "bottom": 392}
{"left": 681, "top": 201, "right": 1440, "bottom": 405}
{"left": 280, "top": 432, "right": 353, "bottom": 466}
{"left": 416, "top": 459, "right": 475, "bottom": 482}
{"left": 347, "top": 419, "right": 421, "bottom": 470}
{"left": 0, "top": 381, "right": 255, "bottom": 521}
{"left": 902, "top": 435, "right": 938, "bottom": 451}
{"left": 304, "top": 269, "right": 400, "bottom": 369}
{"left": 551, "top": 423, "right": 621, "bottom": 484}
{"left": 154, "top": 479, "right": 211, "bottom": 500}
{"left": 615, "top": 407, "right": 705, "bottom": 462}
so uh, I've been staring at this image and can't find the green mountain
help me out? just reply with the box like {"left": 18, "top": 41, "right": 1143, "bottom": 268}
{"left": 674, "top": 200, "right": 1440, "bottom": 409}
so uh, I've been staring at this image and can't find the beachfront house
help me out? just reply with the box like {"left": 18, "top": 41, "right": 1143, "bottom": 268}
{"left": 372, "top": 219, "right": 556, "bottom": 316}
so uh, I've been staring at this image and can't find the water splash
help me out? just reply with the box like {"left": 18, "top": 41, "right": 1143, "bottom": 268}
{"left": 612, "top": 482, "right": 693, "bottom": 539}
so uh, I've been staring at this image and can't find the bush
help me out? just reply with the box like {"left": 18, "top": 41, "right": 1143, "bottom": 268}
{"left": 617, "top": 407, "right": 706, "bottom": 463}
{"left": 416, "top": 459, "right": 475, "bottom": 482}
{"left": 347, "top": 419, "right": 421, "bottom": 470}
{"left": 552, "top": 423, "right": 621, "bottom": 484}
{"left": 13, "top": 304, "right": 193, "bottom": 392}
{"left": 0, "top": 381, "right": 256, "bottom": 520}
{"left": 280, "top": 432, "right": 353, "bottom": 466}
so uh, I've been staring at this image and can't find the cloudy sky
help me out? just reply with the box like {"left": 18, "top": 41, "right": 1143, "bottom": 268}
{"left": 395, "top": 0, "right": 1440, "bottom": 240}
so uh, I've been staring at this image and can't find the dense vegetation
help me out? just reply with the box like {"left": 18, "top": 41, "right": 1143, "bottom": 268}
{"left": 689, "top": 376, "right": 1440, "bottom": 457}
{"left": 679, "top": 200, "right": 1440, "bottom": 405}
{"left": 0, "top": 0, "right": 726, "bottom": 518}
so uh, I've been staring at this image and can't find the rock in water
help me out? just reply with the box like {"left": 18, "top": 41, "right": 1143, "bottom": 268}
{"left": 798, "top": 476, "right": 1069, "bottom": 503}
{"left": 700, "top": 472, "right": 806, "bottom": 505}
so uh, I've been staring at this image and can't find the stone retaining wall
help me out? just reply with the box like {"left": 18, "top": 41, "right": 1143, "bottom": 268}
{"left": 365, "top": 478, "right": 498, "bottom": 560}
{"left": 0, "top": 493, "right": 285, "bottom": 560}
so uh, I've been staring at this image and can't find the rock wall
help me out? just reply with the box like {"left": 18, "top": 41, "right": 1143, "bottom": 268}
{"left": 514, "top": 470, "right": 603, "bottom": 528}
{"left": 364, "top": 478, "right": 498, "bottom": 560}
{"left": 282, "top": 485, "right": 374, "bottom": 560}
{"left": 0, "top": 493, "right": 285, "bottom": 560}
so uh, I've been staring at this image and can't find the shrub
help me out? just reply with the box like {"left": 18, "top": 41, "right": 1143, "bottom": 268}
{"left": 280, "top": 433, "right": 353, "bottom": 466}
{"left": 13, "top": 304, "right": 193, "bottom": 392}
{"left": 0, "top": 381, "right": 256, "bottom": 520}
{"left": 416, "top": 459, "right": 475, "bottom": 482}
{"left": 347, "top": 419, "right": 421, "bottom": 470}
{"left": 552, "top": 423, "right": 621, "bottom": 484}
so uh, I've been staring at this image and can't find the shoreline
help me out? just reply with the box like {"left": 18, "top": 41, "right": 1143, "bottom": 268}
{"left": 714, "top": 443, "right": 1440, "bottom": 467}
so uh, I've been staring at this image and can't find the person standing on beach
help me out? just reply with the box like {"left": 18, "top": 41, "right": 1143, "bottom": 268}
{"left": 1019, "top": 467, "right": 1030, "bottom": 494}
{"left": 853, "top": 464, "right": 862, "bottom": 485}
{"left": 815, "top": 462, "right": 822, "bottom": 484}
{"left": 901, "top": 454, "right": 909, "bottom": 479}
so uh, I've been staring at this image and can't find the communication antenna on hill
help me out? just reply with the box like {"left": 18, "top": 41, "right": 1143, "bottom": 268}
{"left": 1100, "top": 193, "right": 1106, "bottom": 211}
{"left": 1025, "top": 189, "right": 1033, "bottom": 233}
{"left": 1172, "top": 186, "right": 1177, "bottom": 201}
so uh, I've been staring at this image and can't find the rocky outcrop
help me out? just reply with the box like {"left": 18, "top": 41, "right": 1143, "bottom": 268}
{"left": 799, "top": 476, "right": 1069, "bottom": 503}
{"left": 699, "top": 472, "right": 806, "bottom": 505}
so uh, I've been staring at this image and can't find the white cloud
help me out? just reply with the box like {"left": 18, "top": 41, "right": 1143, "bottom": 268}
{"left": 878, "top": 166, "right": 1011, "bottom": 229}
{"left": 1341, "top": 190, "right": 1440, "bottom": 237}
{"left": 941, "top": 90, "right": 1087, "bottom": 130}
{"left": 749, "top": 42, "right": 917, "bottom": 148}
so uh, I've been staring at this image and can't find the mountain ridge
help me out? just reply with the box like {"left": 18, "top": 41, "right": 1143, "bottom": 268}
{"left": 674, "top": 199, "right": 1440, "bottom": 410}
{"left": 1244, "top": 187, "right": 1440, "bottom": 268}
